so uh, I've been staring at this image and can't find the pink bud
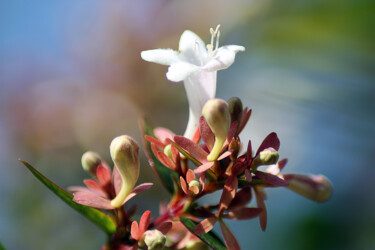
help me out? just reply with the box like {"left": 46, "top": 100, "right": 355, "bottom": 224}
{"left": 283, "top": 174, "right": 333, "bottom": 202}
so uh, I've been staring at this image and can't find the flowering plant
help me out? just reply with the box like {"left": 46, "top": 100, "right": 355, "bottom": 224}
{"left": 20, "top": 26, "right": 332, "bottom": 250}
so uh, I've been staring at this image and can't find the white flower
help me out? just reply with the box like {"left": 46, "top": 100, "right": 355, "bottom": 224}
{"left": 141, "top": 25, "right": 245, "bottom": 139}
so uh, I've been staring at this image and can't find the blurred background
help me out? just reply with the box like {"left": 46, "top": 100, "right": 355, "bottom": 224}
{"left": 1, "top": 0, "right": 374, "bottom": 249}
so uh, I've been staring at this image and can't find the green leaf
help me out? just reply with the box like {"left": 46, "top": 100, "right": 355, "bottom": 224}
{"left": 179, "top": 216, "right": 227, "bottom": 250}
{"left": 139, "top": 117, "right": 178, "bottom": 194}
{"left": 0, "top": 240, "right": 6, "bottom": 250}
{"left": 19, "top": 159, "right": 117, "bottom": 235}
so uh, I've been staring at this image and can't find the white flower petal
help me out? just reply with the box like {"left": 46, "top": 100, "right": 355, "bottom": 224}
{"left": 182, "top": 71, "right": 216, "bottom": 138}
{"left": 203, "top": 45, "right": 245, "bottom": 72}
{"left": 166, "top": 62, "right": 200, "bottom": 82}
{"left": 141, "top": 49, "right": 180, "bottom": 66}
{"left": 179, "top": 30, "right": 207, "bottom": 66}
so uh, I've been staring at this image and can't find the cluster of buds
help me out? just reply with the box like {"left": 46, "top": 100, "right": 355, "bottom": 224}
{"left": 67, "top": 26, "right": 332, "bottom": 249}
{"left": 143, "top": 97, "right": 332, "bottom": 249}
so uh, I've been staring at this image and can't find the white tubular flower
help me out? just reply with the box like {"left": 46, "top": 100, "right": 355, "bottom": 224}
{"left": 141, "top": 25, "right": 245, "bottom": 139}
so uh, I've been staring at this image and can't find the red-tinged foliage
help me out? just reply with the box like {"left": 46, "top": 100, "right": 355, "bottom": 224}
{"left": 97, "top": 165, "right": 112, "bottom": 186}
{"left": 199, "top": 116, "right": 214, "bottom": 150}
{"left": 154, "top": 127, "right": 175, "bottom": 144}
{"left": 194, "top": 216, "right": 218, "bottom": 235}
{"left": 219, "top": 219, "right": 241, "bottom": 250}
{"left": 139, "top": 210, "right": 151, "bottom": 234}
{"left": 174, "top": 135, "right": 208, "bottom": 162}
{"left": 156, "top": 221, "right": 173, "bottom": 235}
{"left": 228, "top": 186, "right": 252, "bottom": 209}
{"left": 254, "top": 186, "right": 267, "bottom": 231}
{"left": 219, "top": 175, "right": 238, "bottom": 213}
{"left": 255, "top": 171, "right": 288, "bottom": 187}
{"left": 223, "top": 207, "right": 263, "bottom": 220}
{"left": 255, "top": 132, "right": 280, "bottom": 156}
{"left": 73, "top": 190, "right": 113, "bottom": 210}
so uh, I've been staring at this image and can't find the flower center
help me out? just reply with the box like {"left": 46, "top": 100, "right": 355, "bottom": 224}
{"left": 207, "top": 24, "right": 221, "bottom": 55}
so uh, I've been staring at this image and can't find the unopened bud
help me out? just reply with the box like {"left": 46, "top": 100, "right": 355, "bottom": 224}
{"left": 110, "top": 135, "right": 140, "bottom": 208}
{"left": 259, "top": 147, "right": 279, "bottom": 165}
{"left": 163, "top": 144, "right": 173, "bottom": 160}
{"left": 189, "top": 180, "right": 201, "bottom": 189}
{"left": 81, "top": 151, "right": 103, "bottom": 176}
{"left": 283, "top": 174, "right": 333, "bottom": 202}
{"left": 143, "top": 229, "right": 166, "bottom": 250}
{"left": 228, "top": 97, "right": 243, "bottom": 127}
{"left": 202, "top": 99, "right": 231, "bottom": 161}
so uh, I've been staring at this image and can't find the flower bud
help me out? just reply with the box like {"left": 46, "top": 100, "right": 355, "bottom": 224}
{"left": 202, "top": 99, "right": 231, "bottom": 161}
{"left": 163, "top": 144, "right": 173, "bottom": 160}
{"left": 143, "top": 230, "right": 166, "bottom": 250}
{"left": 228, "top": 97, "right": 243, "bottom": 127}
{"left": 81, "top": 151, "right": 103, "bottom": 176}
{"left": 110, "top": 135, "right": 140, "bottom": 208}
{"left": 283, "top": 174, "right": 333, "bottom": 202}
{"left": 259, "top": 147, "right": 279, "bottom": 165}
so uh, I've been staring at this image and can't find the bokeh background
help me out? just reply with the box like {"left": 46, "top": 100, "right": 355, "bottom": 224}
{"left": 1, "top": 0, "right": 374, "bottom": 249}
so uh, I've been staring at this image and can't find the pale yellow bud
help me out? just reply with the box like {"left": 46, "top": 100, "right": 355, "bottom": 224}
{"left": 283, "top": 174, "right": 333, "bottom": 202}
{"left": 110, "top": 135, "right": 140, "bottom": 208}
{"left": 259, "top": 147, "right": 279, "bottom": 165}
{"left": 202, "top": 99, "right": 231, "bottom": 161}
{"left": 143, "top": 230, "right": 166, "bottom": 250}
{"left": 163, "top": 144, "right": 173, "bottom": 160}
{"left": 81, "top": 151, "right": 103, "bottom": 176}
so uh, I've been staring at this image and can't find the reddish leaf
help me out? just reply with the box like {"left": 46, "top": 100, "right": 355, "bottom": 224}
{"left": 192, "top": 126, "right": 201, "bottom": 144}
{"left": 255, "top": 171, "right": 288, "bottom": 187}
{"left": 244, "top": 169, "right": 252, "bottom": 182}
{"left": 278, "top": 158, "right": 288, "bottom": 172}
{"left": 157, "top": 151, "right": 176, "bottom": 171}
{"left": 180, "top": 176, "right": 188, "bottom": 194}
{"left": 218, "top": 151, "right": 232, "bottom": 161}
{"left": 256, "top": 132, "right": 280, "bottom": 156}
{"left": 229, "top": 186, "right": 252, "bottom": 209}
{"left": 83, "top": 179, "right": 107, "bottom": 196}
{"left": 225, "top": 121, "right": 238, "bottom": 146}
{"left": 238, "top": 108, "right": 252, "bottom": 135}
{"left": 156, "top": 221, "right": 172, "bottom": 234}
{"left": 231, "top": 161, "right": 247, "bottom": 176}
{"left": 171, "top": 145, "right": 180, "bottom": 165}
{"left": 246, "top": 140, "right": 252, "bottom": 164}
{"left": 139, "top": 210, "right": 151, "bottom": 234}
{"left": 73, "top": 190, "right": 113, "bottom": 210}
{"left": 194, "top": 216, "right": 218, "bottom": 234}
{"left": 174, "top": 135, "right": 208, "bottom": 162}
{"left": 123, "top": 183, "right": 154, "bottom": 204}
{"left": 199, "top": 174, "right": 206, "bottom": 190}
{"left": 186, "top": 169, "right": 196, "bottom": 184}
{"left": 219, "top": 219, "right": 241, "bottom": 250}
{"left": 96, "top": 165, "right": 112, "bottom": 186}
{"left": 223, "top": 207, "right": 263, "bottom": 220}
{"left": 254, "top": 186, "right": 267, "bottom": 231}
{"left": 219, "top": 176, "right": 238, "bottom": 213}
{"left": 194, "top": 162, "right": 214, "bottom": 174}
{"left": 154, "top": 127, "right": 175, "bottom": 144}
{"left": 68, "top": 186, "right": 90, "bottom": 192}
{"left": 199, "top": 116, "right": 214, "bottom": 150}
{"left": 145, "top": 135, "right": 165, "bottom": 150}
{"left": 131, "top": 221, "right": 140, "bottom": 240}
